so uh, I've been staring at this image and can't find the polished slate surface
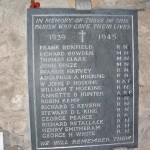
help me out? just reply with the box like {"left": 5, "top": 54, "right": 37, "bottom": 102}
{"left": 28, "top": 9, "right": 138, "bottom": 150}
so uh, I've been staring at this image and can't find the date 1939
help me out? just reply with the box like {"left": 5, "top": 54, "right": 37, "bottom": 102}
{"left": 49, "top": 34, "right": 66, "bottom": 41}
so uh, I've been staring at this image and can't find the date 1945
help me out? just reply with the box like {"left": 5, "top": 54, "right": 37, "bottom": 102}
{"left": 98, "top": 34, "right": 117, "bottom": 40}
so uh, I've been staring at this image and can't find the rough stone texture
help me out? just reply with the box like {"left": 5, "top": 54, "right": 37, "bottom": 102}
{"left": 0, "top": 0, "right": 149, "bottom": 150}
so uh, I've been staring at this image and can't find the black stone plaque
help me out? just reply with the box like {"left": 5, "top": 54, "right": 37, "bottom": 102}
{"left": 27, "top": 9, "right": 138, "bottom": 150}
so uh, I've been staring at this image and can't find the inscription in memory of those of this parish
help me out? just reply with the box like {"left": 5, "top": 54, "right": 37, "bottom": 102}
{"left": 28, "top": 9, "right": 138, "bottom": 150}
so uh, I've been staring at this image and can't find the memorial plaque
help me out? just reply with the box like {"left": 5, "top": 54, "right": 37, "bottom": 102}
{"left": 27, "top": 9, "right": 138, "bottom": 150}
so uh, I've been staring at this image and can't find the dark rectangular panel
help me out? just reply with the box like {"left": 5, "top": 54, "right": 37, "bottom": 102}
{"left": 27, "top": 8, "right": 138, "bottom": 150}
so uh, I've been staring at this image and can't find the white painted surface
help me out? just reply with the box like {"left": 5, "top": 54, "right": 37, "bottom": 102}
{"left": 0, "top": 133, "right": 4, "bottom": 150}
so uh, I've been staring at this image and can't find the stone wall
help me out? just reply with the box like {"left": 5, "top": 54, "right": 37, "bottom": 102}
{"left": 0, "top": 0, "right": 150, "bottom": 150}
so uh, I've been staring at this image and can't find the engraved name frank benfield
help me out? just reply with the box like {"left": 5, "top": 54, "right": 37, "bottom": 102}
{"left": 28, "top": 9, "right": 138, "bottom": 150}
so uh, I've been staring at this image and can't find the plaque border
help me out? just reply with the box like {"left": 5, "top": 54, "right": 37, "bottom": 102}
{"left": 28, "top": 9, "right": 138, "bottom": 150}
